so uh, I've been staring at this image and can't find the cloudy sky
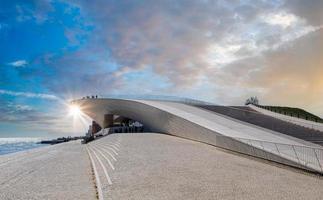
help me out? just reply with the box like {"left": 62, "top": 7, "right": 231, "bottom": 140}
{"left": 0, "top": 0, "right": 322, "bottom": 138}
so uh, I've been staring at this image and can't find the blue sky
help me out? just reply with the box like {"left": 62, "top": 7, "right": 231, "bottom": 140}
{"left": 0, "top": 0, "right": 322, "bottom": 138}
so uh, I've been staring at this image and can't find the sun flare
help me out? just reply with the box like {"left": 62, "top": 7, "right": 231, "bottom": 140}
{"left": 69, "top": 105, "right": 81, "bottom": 117}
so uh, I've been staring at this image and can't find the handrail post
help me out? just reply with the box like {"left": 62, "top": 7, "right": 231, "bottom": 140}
{"left": 313, "top": 149, "right": 323, "bottom": 172}
{"left": 292, "top": 146, "right": 301, "bottom": 165}
{"left": 275, "top": 143, "right": 281, "bottom": 155}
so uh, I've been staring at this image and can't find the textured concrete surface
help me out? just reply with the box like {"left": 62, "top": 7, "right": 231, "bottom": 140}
{"left": 88, "top": 133, "right": 323, "bottom": 200}
{"left": 1, "top": 133, "right": 323, "bottom": 200}
{"left": 0, "top": 141, "right": 96, "bottom": 200}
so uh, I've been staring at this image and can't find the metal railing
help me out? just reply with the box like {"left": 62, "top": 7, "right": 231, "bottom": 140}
{"left": 96, "top": 126, "right": 144, "bottom": 136}
{"left": 217, "top": 135, "right": 323, "bottom": 173}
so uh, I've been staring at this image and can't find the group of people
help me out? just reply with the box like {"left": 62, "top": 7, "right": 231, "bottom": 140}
{"left": 82, "top": 95, "right": 98, "bottom": 99}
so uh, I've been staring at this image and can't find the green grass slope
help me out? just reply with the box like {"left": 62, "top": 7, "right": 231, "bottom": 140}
{"left": 256, "top": 105, "right": 323, "bottom": 123}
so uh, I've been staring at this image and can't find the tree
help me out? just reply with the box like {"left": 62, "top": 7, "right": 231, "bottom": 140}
{"left": 245, "top": 96, "right": 259, "bottom": 105}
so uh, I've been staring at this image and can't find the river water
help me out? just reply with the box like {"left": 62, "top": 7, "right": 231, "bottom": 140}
{"left": 0, "top": 137, "right": 48, "bottom": 155}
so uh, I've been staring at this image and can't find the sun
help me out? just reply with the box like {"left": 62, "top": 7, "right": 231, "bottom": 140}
{"left": 69, "top": 105, "right": 81, "bottom": 117}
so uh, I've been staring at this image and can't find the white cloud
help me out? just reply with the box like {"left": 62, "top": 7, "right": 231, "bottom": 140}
{"left": 206, "top": 44, "right": 242, "bottom": 67}
{"left": 262, "top": 12, "right": 299, "bottom": 28}
{"left": 8, "top": 60, "right": 28, "bottom": 67}
{"left": 0, "top": 89, "right": 59, "bottom": 100}
{"left": 14, "top": 0, "right": 322, "bottom": 117}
